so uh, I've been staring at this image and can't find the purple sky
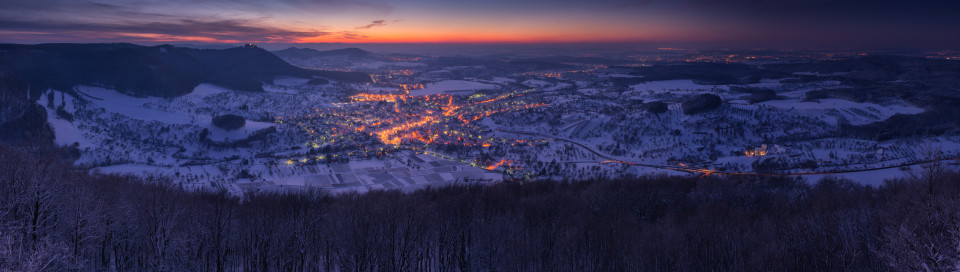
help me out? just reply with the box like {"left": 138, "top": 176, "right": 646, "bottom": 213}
{"left": 0, "top": 0, "right": 958, "bottom": 46}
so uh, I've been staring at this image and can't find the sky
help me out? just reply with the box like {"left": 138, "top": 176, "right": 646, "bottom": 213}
{"left": 1, "top": 0, "right": 959, "bottom": 46}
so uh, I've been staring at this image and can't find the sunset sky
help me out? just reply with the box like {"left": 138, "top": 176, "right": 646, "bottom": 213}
{"left": 1, "top": 0, "right": 959, "bottom": 46}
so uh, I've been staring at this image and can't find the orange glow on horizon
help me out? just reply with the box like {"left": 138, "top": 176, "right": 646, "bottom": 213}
{"left": 25, "top": 23, "right": 704, "bottom": 44}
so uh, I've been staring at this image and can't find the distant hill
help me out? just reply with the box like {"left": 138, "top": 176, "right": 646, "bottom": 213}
{"left": 0, "top": 43, "right": 371, "bottom": 98}
{"left": 271, "top": 47, "right": 394, "bottom": 71}
{"left": 627, "top": 62, "right": 788, "bottom": 85}
{"left": 273, "top": 47, "right": 376, "bottom": 60}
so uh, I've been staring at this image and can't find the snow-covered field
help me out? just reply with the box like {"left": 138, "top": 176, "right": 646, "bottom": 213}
{"left": 76, "top": 86, "right": 193, "bottom": 124}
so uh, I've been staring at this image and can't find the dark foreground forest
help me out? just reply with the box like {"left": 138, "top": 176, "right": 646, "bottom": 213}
{"left": 1, "top": 144, "right": 959, "bottom": 271}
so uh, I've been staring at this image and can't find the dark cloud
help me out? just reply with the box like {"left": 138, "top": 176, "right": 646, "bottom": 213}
{"left": 355, "top": 20, "right": 388, "bottom": 29}
{"left": 340, "top": 31, "right": 368, "bottom": 39}
{"left": 0, "top": 0, "right": 395, "bottom": 43}
{"left": 1, "top": 0, "right": 180, "bottom": 22}
{"left": 1, "top": 0, "right": 394, "bottom": 14}
{"left": 0, "top": 18, "right": 330, "bottom": 42}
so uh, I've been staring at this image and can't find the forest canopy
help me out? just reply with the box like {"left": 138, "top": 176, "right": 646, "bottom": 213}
{"left": 1, "top": 143, "right": 959, "bottom": 271}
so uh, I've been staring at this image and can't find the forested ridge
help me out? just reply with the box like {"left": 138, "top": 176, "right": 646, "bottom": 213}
{"left": 1, "top": 143, "right": 959, "bottom": 271}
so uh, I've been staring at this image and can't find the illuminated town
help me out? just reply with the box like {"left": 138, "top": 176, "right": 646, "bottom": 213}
{"left": 17, "top": 45, "right": 960, "bottom": 194}
{"left": 277, "top": 89, "right": 548, "bottom": 168}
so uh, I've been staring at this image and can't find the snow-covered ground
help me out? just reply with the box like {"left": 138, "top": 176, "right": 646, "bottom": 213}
{"left": 76, "top": 86, "right": 194, "bottom": 124}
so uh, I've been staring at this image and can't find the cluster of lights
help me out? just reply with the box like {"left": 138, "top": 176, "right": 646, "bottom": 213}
{"left": 276, "top": 89, "right": 549, "bottom": 164}
{"left": 483, "top": 159, "right": 512, "bottom": 170}
{"left": 744, "top": 145, "right": 769, "bottom": 157}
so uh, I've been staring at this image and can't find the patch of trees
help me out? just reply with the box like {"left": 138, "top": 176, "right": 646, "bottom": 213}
{"left": 3, "top": 143, "right": 960, "bottom": 271}
{"left": 212, "top": 114, "right": 246, "bottom": 131}
{"left": 201, "top": 126, "right": 277, "bottom": 148}
{"left": 730, "top": 86, "right": 781, "bottom": 104}
{"left": 642, "top": 101, "right": 669, "bottom": 114}
{"left": 0, "top": 102, "right": 53, "bottom": 145}
{"left": 0, "top": 77, "right": 54, "bottom": 146}
{"left": 681, "top": 93, "right": 722, "bottom": 115}
{"left": 55, "top": 105, "right": 74, "bottom": 122}
{"left": 746, "top": 90, "right": 779, "bottom": 104}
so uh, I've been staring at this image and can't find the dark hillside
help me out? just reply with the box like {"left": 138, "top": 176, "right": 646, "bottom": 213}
{"left": 0, "top": 43, "right": 370, "bottom": 98}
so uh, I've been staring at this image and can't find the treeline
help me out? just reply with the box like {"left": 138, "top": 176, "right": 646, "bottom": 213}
{"left": 0, "top": 76, "right": 54, "bottom": 145}
{"left": 1, "top": 143, "right": 959, "bottom": 271}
